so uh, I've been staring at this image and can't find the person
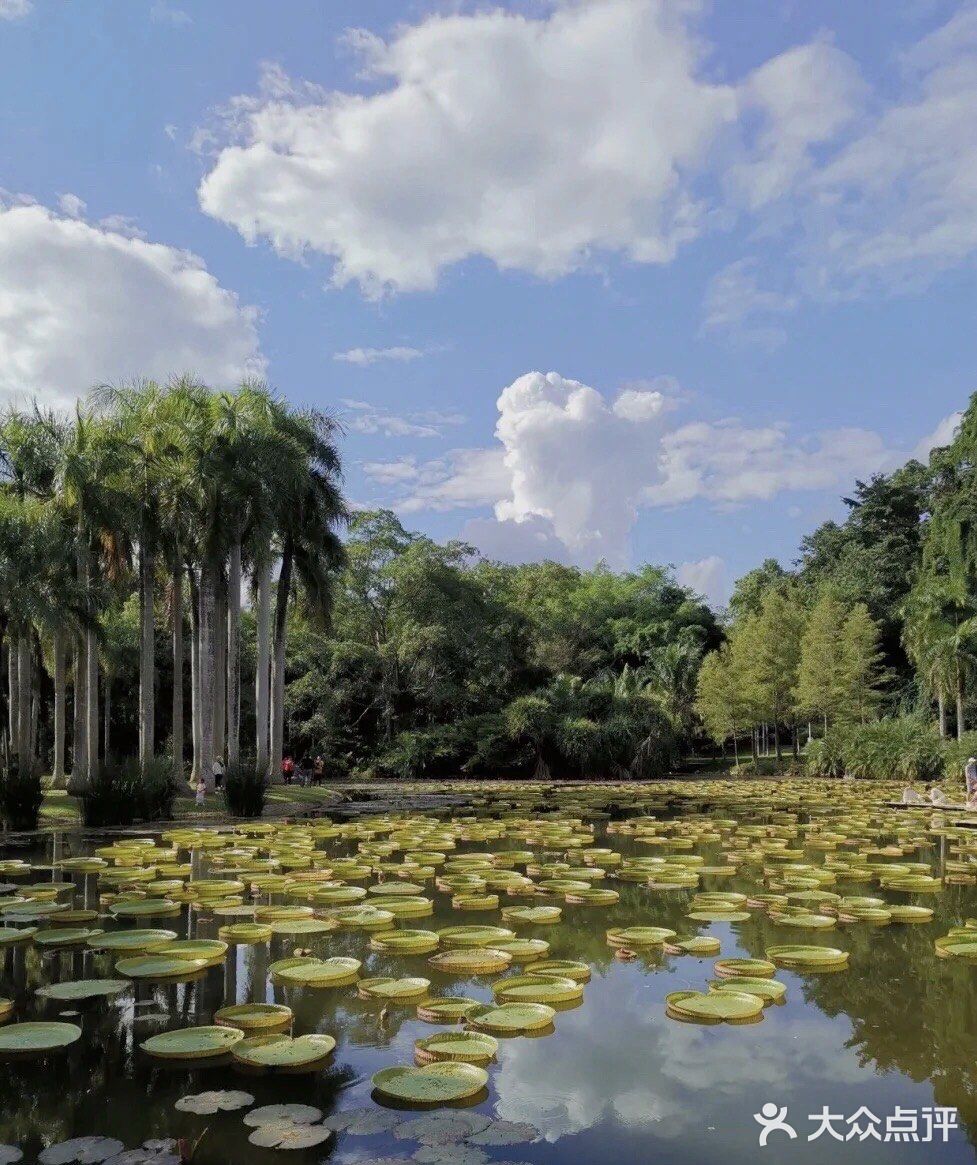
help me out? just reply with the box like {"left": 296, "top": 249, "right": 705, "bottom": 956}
{"left": 195, "top": 775, "right": 206, "bottom": 809}
{"left": 313, "top": 755, "right": 325, "bottom": 785}
{"left": 281, "top": 755, "right": 294, "bottom": 784}
{"left": 212, "top": 756, "right": 225, "bottom": 790}
{"left": 966, "top": 757, "right": 977, "bottom": 806}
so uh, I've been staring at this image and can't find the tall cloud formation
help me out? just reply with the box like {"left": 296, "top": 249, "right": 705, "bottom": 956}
{"left": 0, "top": 200, "right": 263, "bottom": 407}
{"left": 363, "top": 369, "right": 949, "bottom": 568}
{"left": 198, "top": 0, "right": 858, "bottom": 295}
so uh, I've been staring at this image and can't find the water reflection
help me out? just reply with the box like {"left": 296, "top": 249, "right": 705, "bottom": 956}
{"left": 1, "top": 801, "right": 977, "bottom": 1163}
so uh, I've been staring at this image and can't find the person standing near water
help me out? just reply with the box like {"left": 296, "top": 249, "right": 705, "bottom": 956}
{"left": 966, "top": 757, "right": 977, "bottom": 806}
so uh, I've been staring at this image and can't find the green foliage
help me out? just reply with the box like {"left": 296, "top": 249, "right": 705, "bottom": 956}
{"left": 806, "top": 718, "right": 944, "bottom": 781}
{"left": 222, "top": 764, "right": 267, "bottom": 818}
{"left": 80, "top": 762, "right": 143, "bottom": 828}
{"left": 940, "top": 732, "right": 977, "bottom": 781}
{"left": 80, "top": 759, "right": 176, "bottom": 827}
{"left": 284, "top": 509, "right": 713, "bottom": 777}
{"left": 0, "top": 758, "right": 43, "bottom": 831}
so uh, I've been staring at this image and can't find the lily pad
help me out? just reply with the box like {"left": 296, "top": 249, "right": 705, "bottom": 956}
{"left": 665, "top": 990, "right": 764, "bottom": 1023}
{"left": 36, "top": 980, "right": 129, "bottom": 1002}
{"left": 464, "top": 1002, "right": 555, "bottom": 1033}
{"left": 213, "top": 1003, "right": 292, "bottom": 1031}
{"left": 141, "top": 1025, "right": 244, "bottom": 1059}
{"left": 0, "top": 1021, "right": 81, "bottom": 1055}
{"left": 232, "top": 1033, "right": 336, "bottom": 1071}
{"left": 174, "top": 1089, "right": 254, "bottom": 1114}
{"left": 243, "top": 1103, "right": 322, "bottom": 1127}
{"left": 373, "top": 1062, "right": 488, "bottom": 1104}
{"left": 247, "top": 1123, "right": 332, "bottom": 1150}
{"left": 415, "top": 1031, "right": 498, "bottom": 1064}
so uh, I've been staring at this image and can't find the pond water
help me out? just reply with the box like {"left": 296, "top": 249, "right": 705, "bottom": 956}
{"left": 1, "top": 780, "right": 976, "bottom": 1165}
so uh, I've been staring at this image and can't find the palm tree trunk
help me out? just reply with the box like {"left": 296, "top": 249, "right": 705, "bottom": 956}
{"left": 6, "top": 639, "right": 16, "bottom": 751}
{"left": 52, "top": 627, "right": 66, "bottom": 786}
{"left": 270, "top": 539, "right": 293, "bottom": 784}
{"left": 103, "top": 672, "right": 111, "bottom": 759}
{"left": 198, "top": 558, "right": 218, "bottom": 791}
{"left": 226, "top": 539, "right": 242, "bottom": 769}
{"left": 138, "top": 537, "right": 155, "bottom": 768}
{"left": 254, "top": 555, "right": 272, "bottom": 776}
{"left": 71, "top": 635, "right": 87, "bottom": 785}
{"left": 957, "top": 665, "right": 965, "bottom": 742}
{"left": 171, "top": 568, "right": 184, "bottom": 784}
{"left": 214, "top": 567, "right": 227, "bottom": 765}
{"left": 938, "top": 689, "right": 947, "bottom": 738}
{"left": 85, "top": 626, "right": 98, "bottom": 782}
{"left": 188, "top": 565, "right": 201, "bottom": 782}
{"left": 16, "top": 630, "right": 30, "bottom": 762}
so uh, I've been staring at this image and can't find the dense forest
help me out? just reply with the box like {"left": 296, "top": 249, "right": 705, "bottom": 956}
{"left": 2, "top": 379, "right": 977, "bottom": 800}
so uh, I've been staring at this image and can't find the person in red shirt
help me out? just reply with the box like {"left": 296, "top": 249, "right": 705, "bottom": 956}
{"left": 281, "top": 755, "right": 295, "bottom": 784}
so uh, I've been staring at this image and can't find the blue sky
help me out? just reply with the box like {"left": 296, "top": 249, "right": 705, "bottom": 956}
{"left": 1, "top": 0, "right": 975, "bottom": 606}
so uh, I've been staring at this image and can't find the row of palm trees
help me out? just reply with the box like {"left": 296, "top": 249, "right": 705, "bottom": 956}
{"left": 0, "top": 377, "right": 346, "bottom": 791}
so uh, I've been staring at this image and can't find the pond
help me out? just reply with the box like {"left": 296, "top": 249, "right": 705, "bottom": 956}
{"left": 1, "top": 779, "right": 976, "bottom": 1165}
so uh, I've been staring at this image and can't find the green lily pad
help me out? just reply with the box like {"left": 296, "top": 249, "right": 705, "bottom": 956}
{"left": 372, "top": 1062, "right": 488, "bottom": 1104}
{"left": 233, "top": 1033, "right": 336, "bottom": 1071}
{"left": 0, "top": 1021, "right": 81, "bottom": 1054}
{"left": 415, "top": 1031, "right": 498, "bottom": 1064}
{"left": 36, "top": 979, "right": 129, "bottom": 1002}
{"left": 141, "top": 1025, "right": 244, "bottom": 1059}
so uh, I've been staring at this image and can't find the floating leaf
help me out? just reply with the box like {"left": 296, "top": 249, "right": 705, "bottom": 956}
{"left": 0, "top": 1022, "right": 81, "bottom": 1054}
{"left": 372, "top": 1062, "right": 488, "bottom": 1104}
{"left": 141, "top": 1025, "right": 243, "bottom": 1059}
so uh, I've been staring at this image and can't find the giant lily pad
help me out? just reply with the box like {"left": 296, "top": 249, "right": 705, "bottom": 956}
{"left": 36, "top": 979, "right": 129, "bottom": 1002}
{"left": 116, "top": 956, "right": 208, "bottom": 980}
{"left": 275, "top": 956, "right": 361, "bottom": 987}
{"left": 141, "top": 1025, "right": 244, "bottom": 1059}
{"left": 415, "top": 1031, "right": 498, "bottom": 1064}
{"left": 493, "top": 974, "right": 582, "bottom": 1004}
{"left": 232, "top": 1033, "right": 336, "bottom": 1071}
{"left": 372, "top": 1062, "right": 488, "bottom": 1105}
{"left": 464, "top": 1002, "right": 555, "bottom": 1033}
{"left": 665, "top": 990, "right": 764, "bottom": 1023}
{"left": 359, "top": 976, "right": 431, "bottom": 1002}
{"left": 0, "top": 1021, "right": 81, "bottom": 1054}
{"left": 213, "top": 1003, "right": 292, "bottom": 1031}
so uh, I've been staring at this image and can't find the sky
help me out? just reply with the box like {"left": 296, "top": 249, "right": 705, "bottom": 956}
{"left": 1, "top": 0, "right": 976, "bottom": 608}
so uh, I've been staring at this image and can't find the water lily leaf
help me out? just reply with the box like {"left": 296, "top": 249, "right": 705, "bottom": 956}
{"left": 0, "top": 1021, "right": 81, "bottom": 1054}
{"left": 36, "top": 980, "right": 129, "bottom": 1002}
{"left": 141, "top": 1025, "right": 243, "bottom": 1059}
{"left": 372, "top": 1062, "right": 488, "bottom": 1104}
{"left": 232, "top": 1033, "right": 336, "bottom": 1070}
{"left": 469, "top": 1120, "right": 540, "bottom": 1146}
{"left": 38, "top": 1138, "right": 124, "bottom": 1164}
{"left": 415, "top": 1031, "right": 498, "bottom": 1064}
{"left": 412, "top": 1145, "right": 488, "bottom": 1165}
{"left": 174, "top": 1089, "right": 254, "bottom": 1114}
{"left": 247, "top": 1123, "right": 332, "bottom": 1150}
{"left": 464, "top": 1002, "right": 555, "bottom": 1033}
{"left": 394, "top": 1112, "right": 493, "bottom": 1144}
{"left": 243, "top": 1103, "right": 322, "bottom": 1127}
{"left": 213, "top": 1003, "right": 292, "bottom": 1031}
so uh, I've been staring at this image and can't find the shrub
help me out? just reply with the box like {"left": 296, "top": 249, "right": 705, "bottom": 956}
{"left": 941, "top": 732, "right": 977, "bottom": 782}
{"left": 80, "top": 758, "right": 178, "bottom": 827}
{"left": 0, "top": 758, "right": 44, "bottom": 831}
{"left": 222, "top": 764, "right": 267, "bottom": 818}
{"left": 80, "top": 761, "right": 141, "bottom": 827}
{"left": 806, "top": 717, "right": 944, "bottom": 781}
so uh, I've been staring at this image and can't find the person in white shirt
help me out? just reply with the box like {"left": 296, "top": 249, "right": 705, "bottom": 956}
{"left": 212, "top": 757, "right": 225, "bottom": 790}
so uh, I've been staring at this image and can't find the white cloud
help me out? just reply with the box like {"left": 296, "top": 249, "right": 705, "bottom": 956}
{"left": 367, "top": 446, "right": 508, "bottom": 514}
{"left": 701, "top": 258, "right": 797, "bottom": 346}
{"left": 0, "top": 0, "right": 31, "bottom": 20}
{"left": 676, "top": 555, "right": 727, "bottom": 607}
{"left": 197, "top": 1, "right": 747, "bottom": 293}
{"left": 0, "top": 201, "right": 263, "bottom": 408}
{"left": 492, "top": 371, "right": 671, "bottom": 565}
{"left": 647, "top": 419, "right": 893, "bottom": 506}
{"left": 794, "top": 5, "right": 977, "bottom": 293}
{"left": 912, "top": 409, "right": 962, "bottom": 460}
{"left": 371, "top": 368, "right": 948, "bottom": 567}
{"left": 150, "top": 1, "right": 191, "bottom": 27}
{"left": 344, "top": 399, "right": 464, "bottom": 439}
{"left": 197, "top": 1, "right": 977, "bottom": 307}
{"left": 334, "top": 345, "right": 426, "bottom": 366}
{"left": 57, "top": 193, "right": 87, "bottom": 219}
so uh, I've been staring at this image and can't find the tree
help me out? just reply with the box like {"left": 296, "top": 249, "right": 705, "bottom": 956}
{"left": 696, "top": 646, "right": 748, "bottom": 761}
{"left": 795, "top": 591, "right": 849, "bottom": 730}
{"left": 745, "top": 588, "right": 804, "bottom": 759}
{"left": 841, "top": 603, "right": 886, "bottom": 724}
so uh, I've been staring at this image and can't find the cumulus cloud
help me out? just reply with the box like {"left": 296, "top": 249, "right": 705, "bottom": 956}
{"left": 371, "top": 368, "right": 947, "bottom": 567}
{"left": 198, "top": 1, "right": 863, "bottom": 294}
{"left": 676, "top": 555, "right": 728, "bottom": 607}
{"left": 0, "top": 201, "right": 263, "bottom": 408}
{"left": 344, "top": 399, "right": 464, "bottom": 439}
{"left": 0, "top": 0, "right": 32, "bottom": 20}
{"left": 912, "top": 410, "right": 963, "bottom": 461}
{"left": 334, "top": 345, "right": 427, "bottom": 366}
